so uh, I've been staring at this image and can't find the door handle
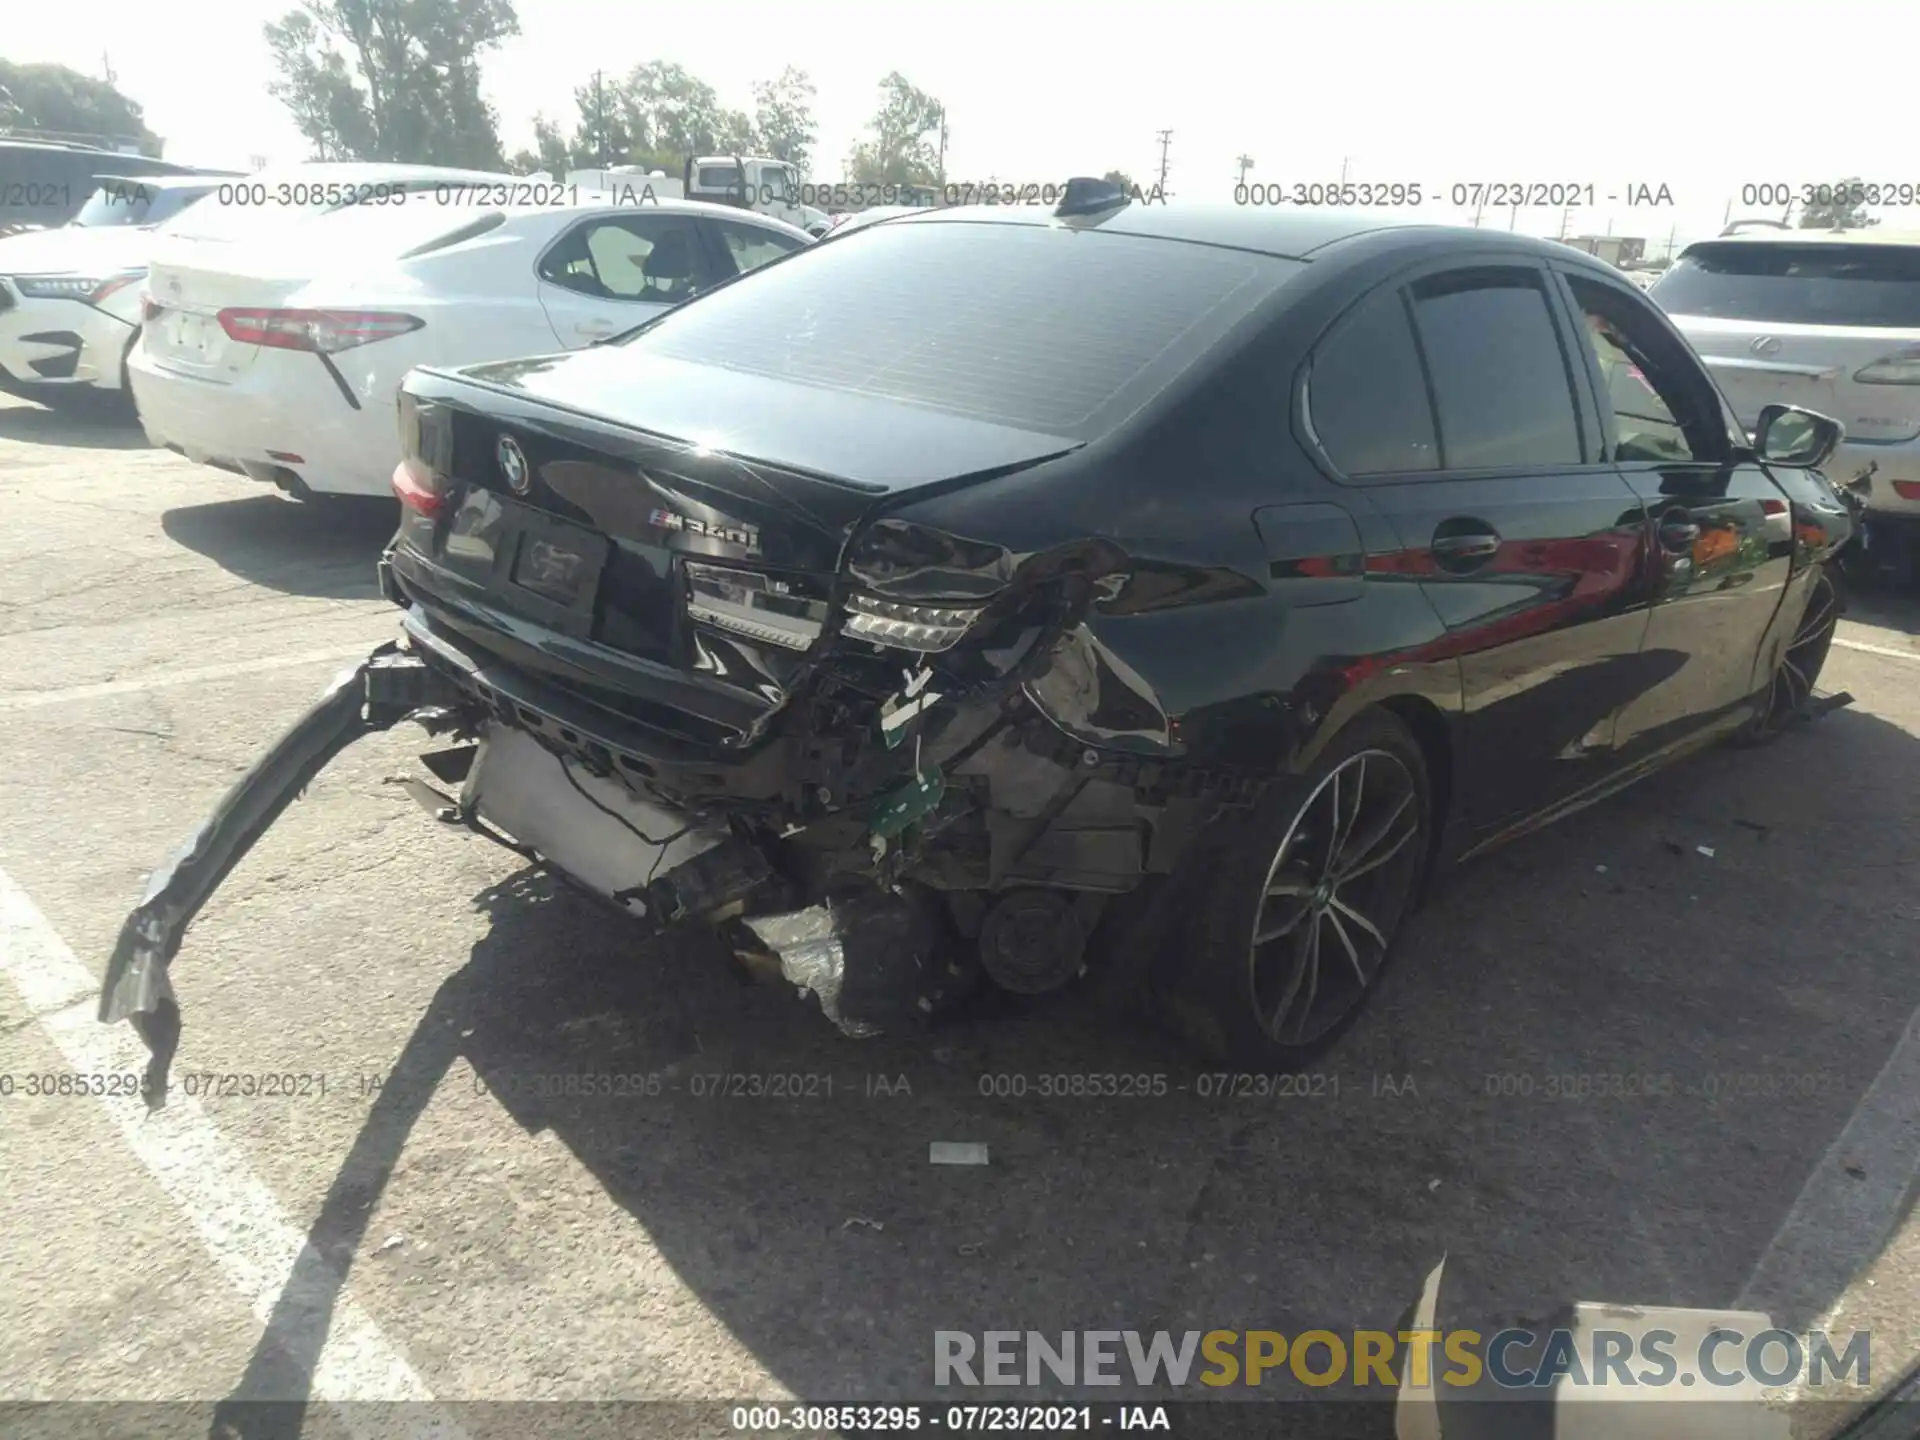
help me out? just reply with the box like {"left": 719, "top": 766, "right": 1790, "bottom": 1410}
{"left": 1658, "top": 519, "right": 1701, "bottom": 551}
{"left": 574, "top": 319, "right": 615, "bottom": 338}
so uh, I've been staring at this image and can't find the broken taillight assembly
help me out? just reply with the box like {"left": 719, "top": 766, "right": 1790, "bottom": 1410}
{"left": 217, "top": 308, "right": 424, "bottom": 353}
{"left": 685, "top": 563, "right": 828, "bottom": 652}
{"left": 840, "top": 594, "right": 986, "bottom": 652}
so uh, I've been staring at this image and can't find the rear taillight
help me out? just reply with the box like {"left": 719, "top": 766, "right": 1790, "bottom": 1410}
{"left": 840, "top": 594, "right": 986, "bottom": 652}
{"left": 392, "top": 456, "right": 449, "bottom": 517}
{"left": 218, "top": 308, "right": 424, "bottom": 353}
{"left": 1893, "top": 481, "right": 1920, "bottom": 501}
{"left": 141, "top": 294, "right": 161, "bottom": 322}
{"left": 1854, "top": 348, "right": 1920, "bottom": 385}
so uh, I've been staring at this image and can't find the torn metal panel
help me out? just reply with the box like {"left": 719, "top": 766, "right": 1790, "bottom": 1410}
{"left": 98, "top": 642, "right": 446, "bottom": 1106}
{"left": 744, "top": 905, "right": 879, "bottom": 1038}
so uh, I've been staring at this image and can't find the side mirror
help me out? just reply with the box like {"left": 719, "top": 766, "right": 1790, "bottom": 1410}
{"left": 1754, "top": 403, "right": 1842, "bottom": 469}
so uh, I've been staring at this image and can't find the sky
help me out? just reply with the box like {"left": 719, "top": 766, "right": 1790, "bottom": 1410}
{"left": 13, "top": 0, "right": 1920, "bottom": 256}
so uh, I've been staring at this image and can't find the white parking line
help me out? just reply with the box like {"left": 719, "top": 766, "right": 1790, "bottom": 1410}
{"left": 0, "top": 646, "right": 376, "bottom": 714}
{"left": 1736, "top": 1002, "right": 1920, "bottom": 1328}
{"left": 0, "top": 866, "right": 467, "bottom": 1436}
{"left": 1832, "top": 635, "right": 1920, "bottom": 663}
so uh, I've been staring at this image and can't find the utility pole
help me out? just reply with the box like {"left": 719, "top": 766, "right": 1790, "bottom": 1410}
{"left": 1235, "top": 154, "right": 1254, "bottom": 187}
{"left": 1664, "top": 222, "right": 1677, "bottom": 261}
{"left": 592, "top": 70, "right": 608, "bottom": 167}
{"left": 1472, "top": 194, "right": 1485, "bottom": 228}
{"left": 1557, "top": 203, "right": 1573, "bottom": 241}
{"left": 1154, "top": 129, "right": 1173, "bottom": 196}
{"left": 1340, "top": 155, "right": 1351, "bottom": 183}
{"left": 1509, "top": 200, "right": 1519, "bottom": 231}
{"left": 936, "top": 109, "right": 947, "bottom": 186}
{"left": 101, "top": 52, "right": 116, "bottom": 86}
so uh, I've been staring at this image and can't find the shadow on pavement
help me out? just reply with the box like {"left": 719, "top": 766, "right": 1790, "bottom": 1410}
{"left": 161, "top": 495, "right": 399, "bottom": 601}
{"left": 209, "top": 701, "right": 1920, "bottom": 1435}
{"left": 0, "top": 395, "right": 150, "bottom": 450}
{"left": 1842, "top": 581, "right": 1920, "bottom": 639}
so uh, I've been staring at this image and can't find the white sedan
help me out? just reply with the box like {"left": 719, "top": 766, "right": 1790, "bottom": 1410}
{"left": 0, "top": 176, "right": 221, "bottom": 406}
{"left": 129, "top": 196, "right": 812, "bottom": 500}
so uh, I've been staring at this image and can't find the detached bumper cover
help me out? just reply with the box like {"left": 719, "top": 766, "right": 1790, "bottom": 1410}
{"left": 98, "top": 643, "right": 449, "bottom": 1105}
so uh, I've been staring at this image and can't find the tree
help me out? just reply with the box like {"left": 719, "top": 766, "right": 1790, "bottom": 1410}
{"left": 0, "top": 60, "right": 162, "bottom": 153}
{"left": 1798, "top": 178, "right": 1879, "bottom": 231}
{"left": 263, "top": 0, "right": 520, "bottom": 167}
{"left": 568, "top": 72, "right": 631, "bottom": 167}
{"left": 846, "top": 72, "right": 945, "bottom": 186}
{"left": 619, "top": 60, "right": 754, "bottom": 160}
{"left": 752, "top": 67, "right": 817, "bottom": 171}
{"left": 1102, "top": 170, "right": 1135, "bottom": 190}
{"left": 529, "top": 113, "right": 571, "bottom": 174}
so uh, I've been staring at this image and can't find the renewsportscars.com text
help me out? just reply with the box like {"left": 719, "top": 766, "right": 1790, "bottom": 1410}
{"left": 934, "top": 1327, "right": 1870, "bottom": 1390}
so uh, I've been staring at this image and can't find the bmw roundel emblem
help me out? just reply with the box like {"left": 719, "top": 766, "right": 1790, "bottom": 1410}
{"left": 496, "top": 434, "right": 530, "bottom": 494}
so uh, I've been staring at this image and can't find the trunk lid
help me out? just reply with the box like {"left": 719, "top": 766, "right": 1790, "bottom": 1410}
{"left": 394, "top": 359, "right": 1074, "bottom": 734}
{"left": 141, "top": 249, "right": 311, "bottom": 377}
{"left": 1653, "top": 239, "right": 1920, "bottom": 444}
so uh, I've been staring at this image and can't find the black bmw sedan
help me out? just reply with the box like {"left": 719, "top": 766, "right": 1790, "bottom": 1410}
{"left": 100, "top": 181, "right": 1857, "bottom": 1099}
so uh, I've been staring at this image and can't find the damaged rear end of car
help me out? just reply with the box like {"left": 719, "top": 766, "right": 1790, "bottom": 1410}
{"left": 102, "top": 206, "right": 1319, "bottom": 1101}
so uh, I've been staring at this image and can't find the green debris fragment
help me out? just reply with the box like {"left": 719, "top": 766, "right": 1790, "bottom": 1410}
{"left": 869, "top": 768, "right": 946, "bottom": 839}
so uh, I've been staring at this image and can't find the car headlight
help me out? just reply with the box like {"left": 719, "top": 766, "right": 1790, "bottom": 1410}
{"left": 12, "top": 271, "right": 146, "bottom": 303}
{"left": 840, "top": 593, "right": 986, "bottom": 652}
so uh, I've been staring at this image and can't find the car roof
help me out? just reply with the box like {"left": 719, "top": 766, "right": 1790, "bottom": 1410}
{"left": 876, "top": 201, "right": 1609, "bottom": 266}
{"left": 259, "top": 161, "right": 516, "bottom": 183}
{"left": 0, "top": 138, "right": 120, "bottom": 153}
{"left": 492, "top": 195, "right": 812, "bottom": 236}
{"left": 87, "top": 174, "right": 221, "bottom": 191}
{"left": 1687, "top": 228, "right": 1920, "bottom": 249}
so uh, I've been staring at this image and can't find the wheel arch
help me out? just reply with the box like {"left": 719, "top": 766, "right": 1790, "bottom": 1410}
{"left": 1377, "top": 693, "right": 1454, "bottom": 873}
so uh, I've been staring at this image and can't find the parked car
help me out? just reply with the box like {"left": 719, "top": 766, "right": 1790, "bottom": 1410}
{"left": 568, "top": 156, "right": 833, "bottom": 235}
{"left": 818, "top": 204, "right": 922, "bottom": 239}
{"left": 1650, "top": 230, "right": 1920, "bottom": 583}
{"left": 100, "top": 184, "right": 1857, "bottom": 1100}
{"left": 129, "top": 195, "right": 810, "bottom": 500}
{"left": 0, "top": 176, "right": 223, "bottom": 407}
{"left": 0, "top": 138, "right": 236, "bottom": 231}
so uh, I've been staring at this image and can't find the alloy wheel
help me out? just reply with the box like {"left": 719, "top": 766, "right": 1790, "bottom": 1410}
{"left": 1247, "top": 749, "right": 1424, "bottom": 1046}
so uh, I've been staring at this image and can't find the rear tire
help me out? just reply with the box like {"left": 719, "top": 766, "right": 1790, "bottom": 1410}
{"left": 1159, "top": 709, "right": 1432, "bottom": 1069}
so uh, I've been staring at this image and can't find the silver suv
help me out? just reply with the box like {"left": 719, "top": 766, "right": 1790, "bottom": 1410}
{"left": 1651, "top": 230, "right": 1920, "bottom": 580}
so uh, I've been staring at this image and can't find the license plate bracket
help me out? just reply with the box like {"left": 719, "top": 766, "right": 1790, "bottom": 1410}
{"left": 452, "top": 493, "right": 609, "bottom": 636}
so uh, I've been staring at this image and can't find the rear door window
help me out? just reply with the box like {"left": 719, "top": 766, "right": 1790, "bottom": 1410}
{"left": 710, "top": 218, "right": 807, "bottom": 277}
{"left": 1409, "top": 269, "right": 1583, "bottom": 469}
{"left": 1307, "top": 287, "right": 1440, "bottom": 475}
{"left": 541, "top": 214, "right": 716, "bottom": 303}
{"left": 1651, "top": 242, "right": 1920, "bottom": 326}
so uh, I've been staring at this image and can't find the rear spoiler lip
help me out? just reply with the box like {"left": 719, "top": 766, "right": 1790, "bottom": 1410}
{"left": 98, "top": 642, "right": 449, "bottom": 1105}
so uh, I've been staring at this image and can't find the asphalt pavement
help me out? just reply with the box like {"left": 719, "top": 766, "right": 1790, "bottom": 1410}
{"left": 1, "top": 394, "right": 1916, "bottom": 1438}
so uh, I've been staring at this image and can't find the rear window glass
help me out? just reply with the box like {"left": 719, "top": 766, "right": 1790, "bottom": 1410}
{"left": 158, "top": 172, "right": 490, "bottom": 243}
{"left": 626, "top": 220, "right": 1302, "bottom": 438}
{"left": 71, "top": 183, "right": 211, "bottom": 227}
{"left": 1652, "top": 242, "right": 1920, "bottom": 326}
